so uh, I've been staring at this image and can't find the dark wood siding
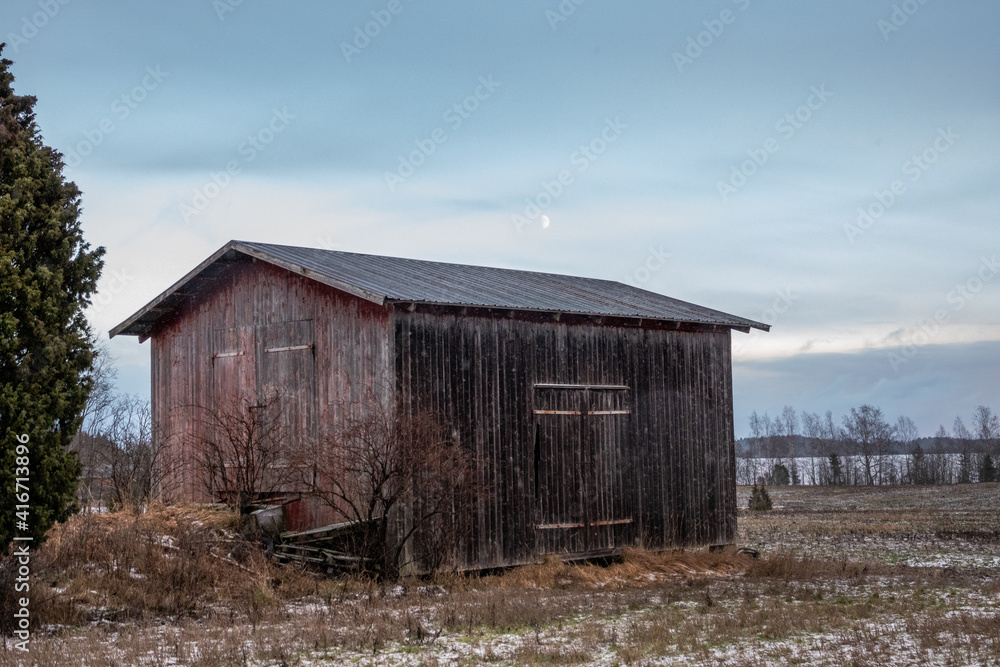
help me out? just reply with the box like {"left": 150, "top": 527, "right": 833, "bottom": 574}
{"left": 394, "top": 309, "right": 736, "bottom": 571}
{"left": 148, "top": 258, "right": 737, "bottom": 572}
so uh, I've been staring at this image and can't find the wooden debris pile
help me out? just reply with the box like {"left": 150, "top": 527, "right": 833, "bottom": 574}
{"left": 272, "top": 520, "right": 376, "bottom": 575}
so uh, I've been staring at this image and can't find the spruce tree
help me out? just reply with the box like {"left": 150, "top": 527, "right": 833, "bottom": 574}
{"left": 980, "top": 455, "right": 997, "bottom": 484}
{"left": 828, "top": 452, "right": 843, "bottom": 485}
{"left": 0, "top": 44, "right": 105, "bottom": 550}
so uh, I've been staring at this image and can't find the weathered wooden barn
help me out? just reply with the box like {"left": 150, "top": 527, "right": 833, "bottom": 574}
{"left": 111, "top": 240, "right": 768, "bottom": 571}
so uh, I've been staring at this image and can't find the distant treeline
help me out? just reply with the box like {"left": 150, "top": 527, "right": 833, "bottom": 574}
{"left": 737, "top": 435, "right": 981, "bottom": 458}
{"left": 737, "top": 404, "right": 999, "bottom": 487}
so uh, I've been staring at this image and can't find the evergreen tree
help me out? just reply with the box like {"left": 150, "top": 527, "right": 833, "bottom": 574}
{"left": 909, "top": 443, "right": 930, "bottom": 485}
{"left": 828, "top": 452, "right": 843, "bottom": 485}
{"left": 748, "top": 483, "right": 772, "bottom": 511}
{"left": 0, "top": 44, "right": 105, "bottom": 549}
{"left": 771, "top": 462, "right": 790, "bottom": 486}
{"left": 980, "top": 455, "right": 997, "bottom": 484}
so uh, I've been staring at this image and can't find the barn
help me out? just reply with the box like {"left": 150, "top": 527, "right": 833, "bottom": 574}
{"left": 110, "top": 240, "right": 768, "bottom": 572}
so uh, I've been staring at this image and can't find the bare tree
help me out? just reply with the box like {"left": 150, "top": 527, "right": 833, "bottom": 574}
{"left": 972, "top": 406, "right": 999, "bottom": 483}
{"left": 896, "top": 416, "right": 918, "bottom": 448}
{"left": 972, "top": 405, "right": 1000, "bottom": 457}
{"left": 954, "top": 416, "right": 973, "bottom": 483}
{"left": 102, "top": 394, "right": 163, "bottom": 509}
{"left": 781, "top": 405, "right": 798, "bottom": 442}
{"left": 823, "top": 410, "right": 838, "bottom": 441}
{"left": 72, "top": 341, "right": 119, "bottom": 504}
{"left": 742, "top": 411, "right": 766, "bottom": 485}
{"left": 800, "top": 411, "right": 829, "bottom": 485}
{"left": 896, "top": 416, "right": 919, "bottom": 483}
{"left": 821, "top": 410, "right": 843, "bottom": 484}
{"left": 72, "top": 345, "right": 172, "bottom": 509}
{"left": 308, "top": 395, "right": 477, "bottom": 578}
{"left": 930, "top": 425, "right": 952, "bottom": 484}
{"left": 79, "top": 340, "right": 118, "bottom": 433}
{"left": 842, "top": 405, "right": 895, "bottom": 486}
{"left": 194, "top": 388, "right": 303, "bottom": 515}
{"left": 780, "top": 405, "right": 800, "bottom": 483}
{"left": 758, "top": 413, "right": 786, "bottom": 481}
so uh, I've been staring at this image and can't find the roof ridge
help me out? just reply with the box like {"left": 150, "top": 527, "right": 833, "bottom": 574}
{"left": 237, "top": 240, "right": 629, "bottom": 286}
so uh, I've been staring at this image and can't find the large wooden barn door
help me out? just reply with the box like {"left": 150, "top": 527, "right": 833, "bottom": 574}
{"left": 533, "top": 384, "right": 633, "bottom": 556}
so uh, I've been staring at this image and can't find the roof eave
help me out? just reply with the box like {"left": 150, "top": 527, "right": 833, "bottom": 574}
{"left": 109, "top": 241, "right": 242, "bottom": 339}
{"left": 387, "top": 298, "right": 769, "bottom": 332}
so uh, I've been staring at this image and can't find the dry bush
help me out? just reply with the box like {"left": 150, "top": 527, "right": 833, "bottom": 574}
{"left": 748, "top": 483, "right": 773, "bottom": 511}
{"left": 309, "top": 395, "right": 478, "bottom": 579}
{"left": 193, "top": 388, "right": 304, "bottom": 515}
{"left": 0, "top": 503, "right": 322, "bottom": 634}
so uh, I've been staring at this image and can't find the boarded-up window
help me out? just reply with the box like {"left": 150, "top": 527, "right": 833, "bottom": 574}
{"left": 211, "top": 327, "right": 255, "bottom": 404}
{"left": 256, "top": 320, "right": 316, "bottom": 458}
{"left": 533, "top": 384, "right": 633, "bottom": 556}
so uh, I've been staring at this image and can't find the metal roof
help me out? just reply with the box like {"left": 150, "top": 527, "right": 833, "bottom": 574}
{"left": 110, "top": 240, "right": 770, "bottom": 339}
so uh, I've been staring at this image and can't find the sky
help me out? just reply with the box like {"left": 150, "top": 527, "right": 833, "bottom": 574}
{"left": 3, "top": 0, "right": 998, "bottom": 438}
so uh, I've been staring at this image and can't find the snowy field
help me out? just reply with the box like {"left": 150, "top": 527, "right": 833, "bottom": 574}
{"left": 3, "top": 484, "right": 999, "bottom": 666}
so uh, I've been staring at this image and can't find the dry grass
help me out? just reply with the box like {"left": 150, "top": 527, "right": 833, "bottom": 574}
{"left": 3, "top": 486, "right": 1000, "bottom": 665}
{"left": 486, "top": 549, "right": 747, "bottom": 591}
{"left": 0, "top": 504, "right": 329, "bottom": 634}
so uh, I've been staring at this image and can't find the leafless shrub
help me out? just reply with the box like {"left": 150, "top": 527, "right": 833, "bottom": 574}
{"left": 307, "top": 394, "right": 477, "bottom": 578}
{"left": 193, "top": 387, "right": 305, "bottom": 515}
{"left": 73, "top": 393, "right": 174, "bottom": 510}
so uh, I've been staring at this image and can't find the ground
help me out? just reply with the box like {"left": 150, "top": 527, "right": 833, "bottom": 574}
{"left": 2, "top": 484, "right": 999, "bottom": 666}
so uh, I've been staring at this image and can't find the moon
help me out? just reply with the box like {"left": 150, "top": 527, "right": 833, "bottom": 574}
{"left": 540, "top": 215, "right": 550, "bottom": 228}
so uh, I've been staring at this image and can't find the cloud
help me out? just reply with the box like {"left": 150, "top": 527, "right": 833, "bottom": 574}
{"left": 733, "top": 340, "right": 1000, "bottom": 439}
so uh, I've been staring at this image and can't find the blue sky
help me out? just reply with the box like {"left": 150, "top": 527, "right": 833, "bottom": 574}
{"left": 4, "top": 0, "right": 998, "bottom": 437}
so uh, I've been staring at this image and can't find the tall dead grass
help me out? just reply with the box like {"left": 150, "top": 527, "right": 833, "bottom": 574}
{"left": 1, "top": 504, "right": 324, "bottom": 633}
{"left": 478, "top": 548, "right": 751, "bottom": 592}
